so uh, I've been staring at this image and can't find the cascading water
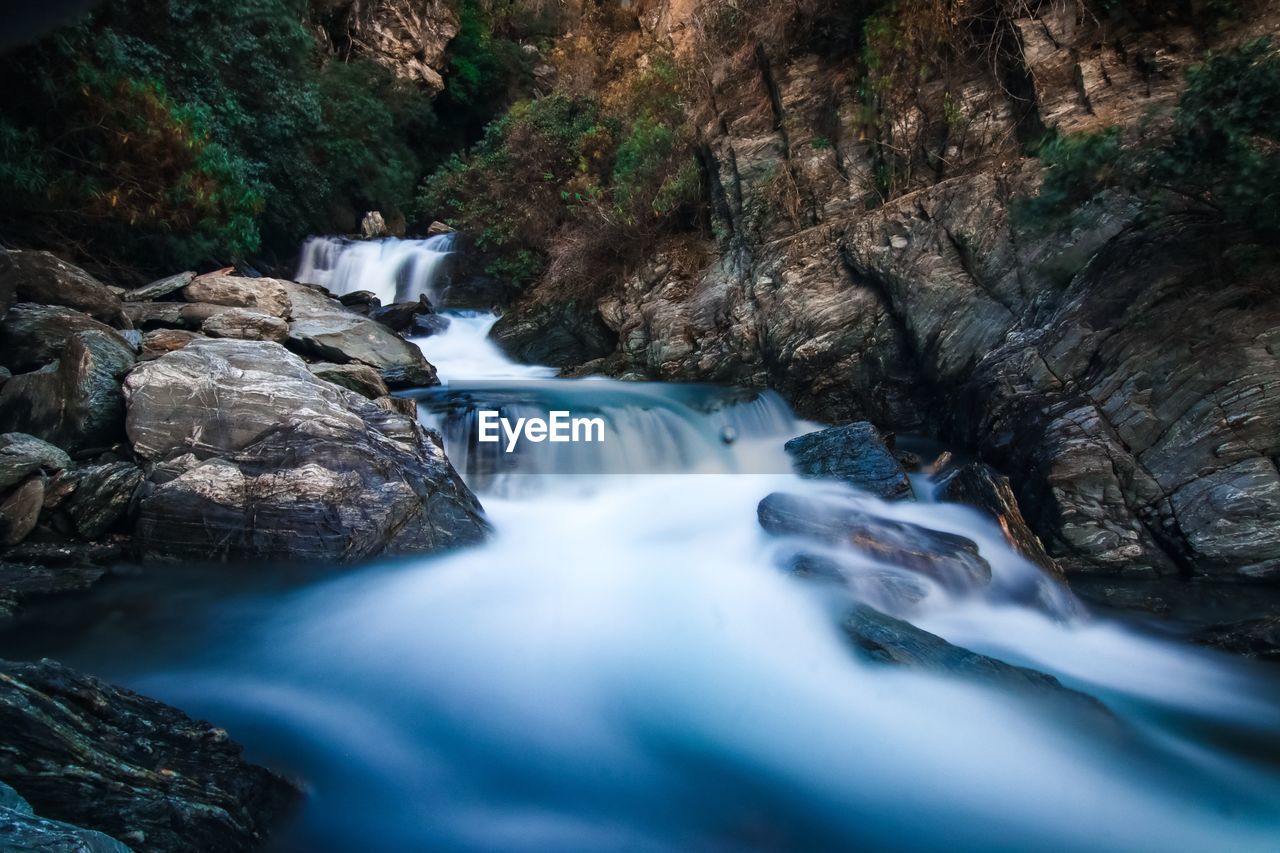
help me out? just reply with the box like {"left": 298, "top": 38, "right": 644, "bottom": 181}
{"left": 26, "top": 246, "right": 1280, "bottom": 851}
{"left": 295, "top": 234, "right": 457, "bottom": 305}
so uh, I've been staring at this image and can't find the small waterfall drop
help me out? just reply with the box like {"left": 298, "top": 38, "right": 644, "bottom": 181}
{"left": 296, "top": 234, "right": 457, "bottom": 305}
{"left": 27, "top": 238, "right": 1280, "bottom": 853}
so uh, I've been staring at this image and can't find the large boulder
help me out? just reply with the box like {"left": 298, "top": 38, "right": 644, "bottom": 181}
{"left": 0, "top": 304, "right": 126, "bottom": 374}
{"left": 0, "top": 658, "right": 297, "bottom": 851}
{"left": 784, "top": 422, "right": 914, "bottom": 500}
{"left": 0, "top": 478, "right": 44, "bottom": 546}
{"left": 62, "top": 462, "right": 144, "bottom": 540}
{"left": 0, "top": 251, "right": 125, "bottom": 325}
{"left": 182, "top": 274, "right": 291, "bottom": 317}
{"left": 0, "top": 330, "right": 136, "bottom": 454}
{"left": 122, "top": 301, "right": 234, "bottom": 330}
{"left": 125, "top": 339, "right": 487, "bottom": 563}
{"left": 279, "top": 281, "right": 438, "bottom": 388}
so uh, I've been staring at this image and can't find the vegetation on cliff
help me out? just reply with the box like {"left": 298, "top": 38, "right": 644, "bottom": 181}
{"left": 1017, "top": 37, "right": 1280, "bottom": 236}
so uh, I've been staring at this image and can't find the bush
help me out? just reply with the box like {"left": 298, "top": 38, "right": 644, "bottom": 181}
{"left": 1015, "top": 38, "right": 1280, "bottom": 236}
{"left": 418, "top": 54, "right": 699, "bottom": 289}
{"left": 0, "top": 0, "right": 443, "bottom": 275}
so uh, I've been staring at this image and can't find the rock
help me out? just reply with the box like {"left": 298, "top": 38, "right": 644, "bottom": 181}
{"left": 491, "top": 299, "right": 617, "bottom": 368}
{"left": 125, "top": 339, "right": 488, "bottom": 563}
{"left": 182, "top": 274, "right": 291, "bottom": 318}
{"left": 1193, "top": 617, "right": 1280, "bottom": 662}
{"left": 0, "top": 558, "right": 109, "bottom": 623}
{"left": 0, "top": 304, "right": 128, "bottom": 374}
{"left": 0, "top": 250, "right": 125, "bottom": 325}
{"left": 0, "top": 367, "right": 9, "bottom": 387}
{"left": 122, "top": 301, "right": 234, "bottom": 330}
{"left": 201, "top": 308, "right": 289, "bottom": 343}
{"left": 0, "top": 779, "right": 130, "bottom": 852}
{"left": 140, "top": 329, "right": 198, "bottom": 360}
{"left": 0, "top": 658, "right": 298, "bottom": 851}
{"left": 841, "top": 604, "right": 1108, "bottom": 713}
{"left": 279, "top": 281, "right": 437, "bottom": 388}
{"left": 784, "top": 423, "right": 914, "bottom": 500}
{"left": 758, "top": 492, "right": 991, "bottom": 591}
{"left": 0, "top": 434, "right": 70, "bottom": 492}
{"left": 122, "top": 270, "right": 195, "bottom": 302}
{"left": 337, "top": 290, "right": 381, "bottom": 311}
{"left": 307, "top": 362, "right": 389, "bottom": 400}
{"left": 0, "top": 478, "right": 45, "bottom": 546}
{"left": 426, "top": 220, "right": 454, "bottom": 236}
{"left": 360, "top": 210, "right": 388, "bottom": 238}
{"left": 936, "top": 462, "right": 1063, "bottom": 578}
{"left": 315, "top": 0, "right": 460, "bottom": 93}
{"left": 0, "top": 330, "right": 136, "bottom": 454}
{"left": 410, "top": 313, "right": 451, "bottom": 337}
{"left": 63, "top": 463, "right": 144, "bottom": 539}
{"left": 375, "top": 395, "right": 418, "bottom": 418}
{"left": 368, "top": 295, "right": 434, "bottom": 333}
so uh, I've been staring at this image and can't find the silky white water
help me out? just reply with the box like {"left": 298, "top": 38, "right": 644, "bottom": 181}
{"left": 295, "top": 235, "right": 456, "bottom": 306}
{"left": 47, "top": 258, "right": 1280, "bottom": 850}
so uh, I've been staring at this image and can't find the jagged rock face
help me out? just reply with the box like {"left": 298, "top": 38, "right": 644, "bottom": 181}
{"left": 0, "top": 658, "right": 298, "bottom": 852}
{"left": 125, "top": 338, "right": 487, "bottom": 563}
{"left": 494, "top": 0, "right": 1280, "bottom": 582}
{"left": 312, "top": 0, "right": 460, "bottom": 93}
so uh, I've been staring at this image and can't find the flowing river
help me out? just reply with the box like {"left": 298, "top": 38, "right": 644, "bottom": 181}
{"left": 13, "top": 239, "right": 1280, "bottom": 851}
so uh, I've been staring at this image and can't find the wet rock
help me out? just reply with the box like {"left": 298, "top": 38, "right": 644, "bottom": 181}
{"left": 784, "top": 423, "right": 914, "bottom": 500}
{"left": 0, "top": 304, "right": 128, "bottom": 374}
{"left": 63, "top": 463, "right": 144, "bottom": 539}
{"left": 360, "top": 210, "right": 388, "bottom": 238}
{"left": 126, "top": 339, "right": 487, "bottom": 563}
{"left": 279, "top": 281, "right": 437, "bottom": 388}
{"left": 0, "top": 250, "right": 125, "bottom": 325}
{"left": 410, "top": 312, "right": 452, "bottom": 337}
{"left": 0, "top": 658, "right": 298, "bottom": 851}
{"left": 0, "top": 780, "right": 130, "bottom": 852}
{"left": 337, "top": 290, "right": 381, "bottom": 311}
{"left": 201, "top": 308, "right": 289, "bottom": 343}
{"left": 0, "top": 478, "right": 45, "bottom": 546}
{"left": 0, "top": 330, "right": 136, "bottom": 454}
{"left": 375, "top": 395, "right": 418, "bottom": 418}
{"left": 140, "top": 329, "right": 198, "bottom": 360}
{"left": 183, "top": 274, "right": 291, "bottom": 317}
{"left": 491, "top": 300, "right": 618, "bottom": 368}
{"left": 1193, "top": 617, "right": 1280, "bottom": 663}
{"left": 758, "top": 492, "right": 991, "bottom": 591}
{"left": 0, "top": 434, "right": 70, "bottom": 492}
{"left": 936, "top": 462, "right": 1062, "bottom": 578}
{"left": 122, "top": 270, "right": 195, "bottom": 302}
{"left": 308, "top": 362, "right": 389, "bottom": 400}
{"left": 842, "top": 604, "right": 1108, "bottom": 713}
{"left": 369, "top": 295, "right": 434, "bottom": 333}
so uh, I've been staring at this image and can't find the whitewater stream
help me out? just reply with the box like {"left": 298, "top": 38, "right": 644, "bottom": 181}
{"left": 15, "top": 239, "right": 1280, "bottom": 851}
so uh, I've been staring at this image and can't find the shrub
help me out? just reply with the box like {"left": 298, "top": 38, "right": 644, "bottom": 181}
{"left": 1015, "top": 38, "right": 1280, "bottom": 236}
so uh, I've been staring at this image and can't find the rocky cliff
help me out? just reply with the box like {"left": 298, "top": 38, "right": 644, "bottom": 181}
{"left": 487, "top": 0, "right": 1280, "bottom": 586}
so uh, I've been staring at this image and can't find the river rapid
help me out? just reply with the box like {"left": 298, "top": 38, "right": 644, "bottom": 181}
{"left": 17, "top": 238, "right": 1280, "bottom": 851}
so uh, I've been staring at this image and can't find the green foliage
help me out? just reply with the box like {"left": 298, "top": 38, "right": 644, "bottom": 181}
{"left": 1015, "top": 38, "right": 1280, "bottom": 236}
{"left": 0, "top": 0, "right": 441, "bottom": 274}
{"left": 418, "top": 54, "right": 697, "bottom": 287}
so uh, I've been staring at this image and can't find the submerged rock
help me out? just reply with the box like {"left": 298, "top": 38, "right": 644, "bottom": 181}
{"left": 842, "top": 604, "right": 1108, "bottom": 713}
{"left": 0, "top": 658, "right": 298, "bottom": 851}
{"left": 784, "top": 422, "right": 914, "bottom": 500}
{"left": 0, "top": 250, "right": 125, "bottom": 325}
{"left": 125, "top": 338, "right": 487, "bottom": 563}
{"left": 759, "top": 492, "right": 991, "bottom": 591}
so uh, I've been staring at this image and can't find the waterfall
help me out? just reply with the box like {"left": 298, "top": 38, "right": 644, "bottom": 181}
{"left": 42, "top": 239, "right": 1280, "bottom": 853}
{"left": 295, "top": 234, "right": 457, "bottom": 305}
